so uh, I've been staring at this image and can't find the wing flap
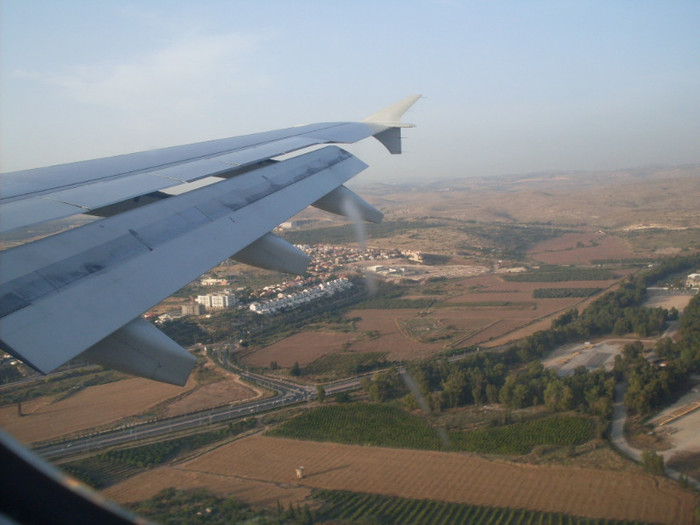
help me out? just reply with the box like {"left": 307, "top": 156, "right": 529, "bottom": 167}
{"left": 0, "top": 146, "right": 367, "bottom": 374}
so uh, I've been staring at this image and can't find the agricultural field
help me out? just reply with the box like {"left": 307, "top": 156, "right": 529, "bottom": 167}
{"left": 267, "top": 404, "right": 444, "bottom": 450}
{"left": 528, "top": 232, "right": 640, "bottom": 265}
{"left": 0, "top": 376, "right": 194, "bottom": 443}
{"left": 302, "top": 351, "right": 386, "bottom": 380}
{"left": 346, "top": 308, "right": 446, "bottom": 360}
{"left": 103, "top": 434, "right": 696, "bottom": 524}
{"left": 449, "top": 415, "right": 594, "bottom": 454}
{"left": 63, "top": 419, "right": 257, "bottom": 488}
{"left": 268, "top": 404, "right": 594, "bottom": 456}
{"left": 0, "top": 361, "right": 260, "bottom": 443}
{"left": 239, "top": 270, "right": 626, "bottom": 373}
{"left": 123, "top": 486, "right": 651, "bottom": 525}
{"left": 241, "top": 331, "right": 355, "bottom": 368}
{"left": 314, "top": 489, "right": 650, "bottom": 525}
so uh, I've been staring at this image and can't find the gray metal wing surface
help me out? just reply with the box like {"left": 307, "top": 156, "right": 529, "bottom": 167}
{"left": 0, "top": 96, "right": 420, "bottom": 385}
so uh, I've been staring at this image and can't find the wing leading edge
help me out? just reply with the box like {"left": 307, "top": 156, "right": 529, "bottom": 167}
{"left": 0, "top": 96, "right": 420, "bottom": 385}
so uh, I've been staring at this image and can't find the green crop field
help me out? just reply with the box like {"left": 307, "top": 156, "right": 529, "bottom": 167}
{"left": 304, "top": 351, "right": 387, "bottom": 378}
{"left": 267, "top": 403, "right": 444, "bottom": 450}
{"left": 269, "top": 404, "right": 594, "bottom": 455}
{"left": 449, "top": 415, "right": 594, "bottom": 455}
{"left": 315, "top": 489, "right": 651, "bottom": 525}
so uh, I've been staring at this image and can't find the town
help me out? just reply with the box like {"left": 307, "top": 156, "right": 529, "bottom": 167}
{"left": 152, "top": 243, "right": 424, "bottom": 322}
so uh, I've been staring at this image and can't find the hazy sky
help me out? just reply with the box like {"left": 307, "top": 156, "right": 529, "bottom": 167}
{"left": 2, "top": 1, "right": 699, "bottom": 182}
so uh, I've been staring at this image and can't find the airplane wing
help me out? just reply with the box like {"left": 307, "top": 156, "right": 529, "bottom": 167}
{"left": 0, "top": 95, "right": 420, "bottom": 385}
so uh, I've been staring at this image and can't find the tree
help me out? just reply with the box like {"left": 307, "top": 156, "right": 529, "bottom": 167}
{"left": 316, "top": 384, "right": 326, "bottom": 403}
{"left": 544, "top": 380, "right": 573, "bottom": 412}
{"left": 441, "top": 367, "right": 469, "bottom": 408}
{"left": 485, "top": 384, "right": 499, "bottom": 405}
{"left": 512, "top": 384, "right": 530, "bottom": 409}
{"left": 641, "top": 450, "right": 665, "bottom": 475}
{"left": 363, "top": 368, "right": 405, "bottom": 402}
{"left": 290, "top": 361, "right": 301, "bottom": 377}
{"left": 334, "top": 391, "right": 351, "bottom": 403}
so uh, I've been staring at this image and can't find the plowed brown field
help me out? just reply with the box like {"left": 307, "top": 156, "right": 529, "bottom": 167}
{"left": 0, "top": 369, "right": 261, "bottom": 443}
{"left": 104, "top": 435, "right": 696, "bottom": 524}
{"left": 349, "top": 309, "right": 444, "bottom": 360}
{"left": 242, "top": 332, "right": 355, "bottom": 368}
{"left": 529, "top": 232, "right": 638, "bottom": 265}
{"left": 0, "top": 377, "right": 194, "bottom": 443}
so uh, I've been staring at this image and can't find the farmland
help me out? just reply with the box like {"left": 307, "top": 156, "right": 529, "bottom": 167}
{"left": 0, "top": 359, "right": 260, "bottom": 444}
{"left": 241, "top": 271, "right": 625, "bottom": 374}
{"left": 449, "top": 415, "right": 594, "bottom": 454}
{"left": 241, "top": 331, "right": 355, "bottom": 368}
{"left": 103, "top": 435, "right": 696, "bottom": 524}
{"left": 268, "top": 403, "right": 595, "bottom": 455}
{"left": 0, "top": 376, "right": 194, "bottom": 443}
{"left": 314, "top": 489, "right": 650, "bottom": 525}
{"left": 528, "top": 232, "right": 639, "bottom": 265}
{"left": 125, "top": 486, "right": 653, "bottom": 525}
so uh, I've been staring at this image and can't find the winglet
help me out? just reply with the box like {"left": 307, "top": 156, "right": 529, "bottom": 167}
{"left": 361, "top": 95, "right": 421, "bottom": 128}
{"left": 362, "top": 95, "right": 421, "bottom": 154}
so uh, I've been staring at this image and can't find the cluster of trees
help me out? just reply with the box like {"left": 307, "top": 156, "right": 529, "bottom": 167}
{"left": 618, "top": 293, "right": 700, "bottom": 415}
{"left": 363, "top": 355, "right": 613, "bottom": 429}
{"left": 457, "top": 222, "right": 564, "bottom": 259}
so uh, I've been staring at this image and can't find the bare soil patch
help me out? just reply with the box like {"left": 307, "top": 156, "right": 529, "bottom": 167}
{"left": 348, "top": 309, "right": 444, "bottom": 360}
{"left": 241, "top": 332, "right": 355, "bottom": 368}
{"left": 668, "top": 451, "right": 700, "bottom": 481}
{"left": 164, "top": 371, "right": 262, "bottom": 418}
{"left": 0, "top": 377, "right": 194, "bottom": 444}
{"left": 644, "top": 293, "right": 694, "bottom": 311}
{"left": 104, "top": 464, "right": 312, "bottom": 509}
{"left": 104, "top": 435, "right": 696, "bottom": 523}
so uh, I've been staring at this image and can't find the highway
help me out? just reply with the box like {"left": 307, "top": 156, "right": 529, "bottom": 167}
{"left": 33, "top": 369, "right": 313, "bottom": 461}
{"left": 31, "top": 368, "right": 365, "bottom": 462}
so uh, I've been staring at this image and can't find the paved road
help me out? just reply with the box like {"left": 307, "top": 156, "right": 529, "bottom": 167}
{"left": 609, "top": 378, "right": 700, "bottom": 489}
{"left": 31, "top": 368, "right": 368, "bottom": 461}
{"left": 610, "top": 380, "right": 641, "bottom": 461}
{"left": 32, "top": 370, "right": 311, "bottom": 460}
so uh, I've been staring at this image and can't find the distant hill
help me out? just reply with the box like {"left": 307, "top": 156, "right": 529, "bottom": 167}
{"left": 355, "top": 164, "right": 700, "bottom": 230}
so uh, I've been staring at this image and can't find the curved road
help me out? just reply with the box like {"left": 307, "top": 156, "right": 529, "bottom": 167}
{"left": 609, "top": 378, "right": 700, "bottom": 489}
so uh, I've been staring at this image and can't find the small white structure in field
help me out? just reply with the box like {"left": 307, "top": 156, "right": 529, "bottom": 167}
{"left": 295, "top": 466, "right": 305, "bottom": 479}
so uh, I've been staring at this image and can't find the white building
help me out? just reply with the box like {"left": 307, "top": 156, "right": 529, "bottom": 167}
{"left": 249, "top": 278, "right": 353, "bottom": 315}
{"left": 196, "top": 292, "right": 237, "bottom": 310}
